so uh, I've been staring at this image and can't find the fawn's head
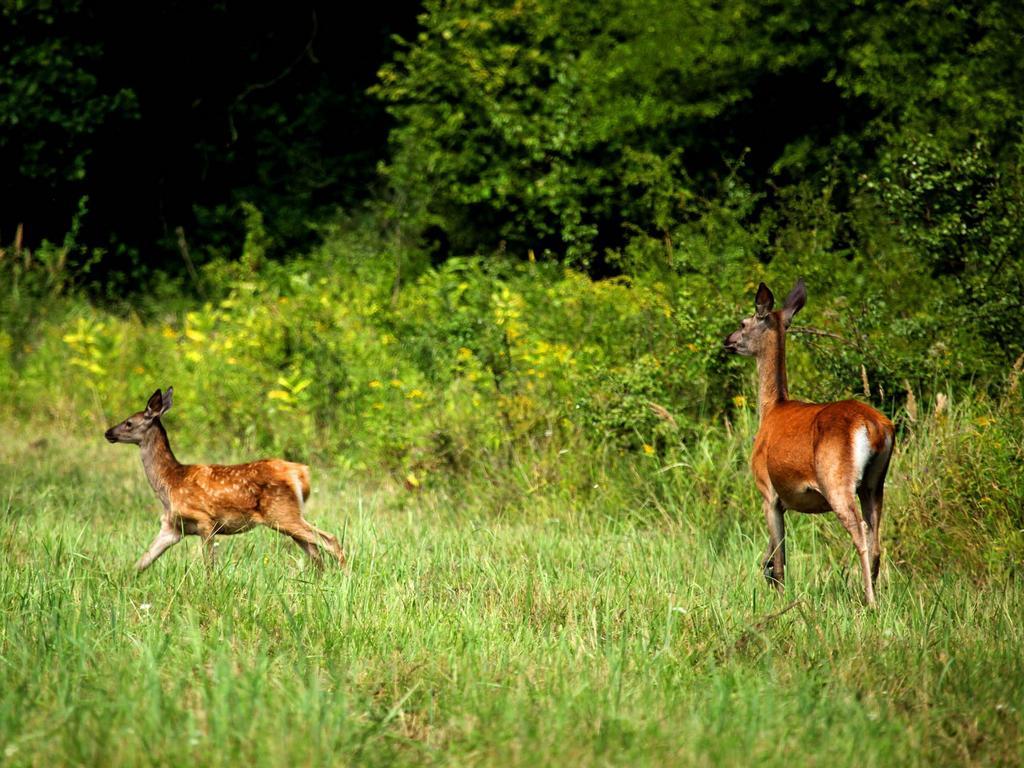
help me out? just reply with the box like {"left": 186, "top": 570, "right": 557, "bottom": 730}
{"left": 105, "top": 387, "right": 174, "bottom": 445}
{"left": 724, "top": 279, "right": 806, "bottom": 357}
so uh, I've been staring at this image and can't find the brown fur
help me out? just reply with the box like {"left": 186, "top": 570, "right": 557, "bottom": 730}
{"left": 725, "top": 280, "right": 894, "bottom": 605}
{"left": 105, "top": 388, "right": 345, "bottom": 572}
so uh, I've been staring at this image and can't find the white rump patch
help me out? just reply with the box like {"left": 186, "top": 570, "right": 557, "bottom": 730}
{"left": 852, "top": 426, "right": 871, "bottom": 487}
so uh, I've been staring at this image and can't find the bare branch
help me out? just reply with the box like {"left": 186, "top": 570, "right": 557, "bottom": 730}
{"left": 228, "top": 11, "right": 319, "bottom": 143}
{"left": 788, "top": 325, "right": 859, "bottom": 348}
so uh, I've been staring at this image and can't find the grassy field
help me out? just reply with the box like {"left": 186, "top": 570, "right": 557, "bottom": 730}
{"left": 1, "top": 403, "right": 1022, "bottom": 768}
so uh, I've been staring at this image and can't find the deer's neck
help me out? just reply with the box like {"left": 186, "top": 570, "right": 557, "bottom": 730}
{"left": 756, "top": 323, "right": 789, "bottom": 418}
{"left": 140, "top": 420, "right": 182, "bottom": 507}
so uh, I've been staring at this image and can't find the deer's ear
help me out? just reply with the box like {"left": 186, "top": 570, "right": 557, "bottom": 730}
{"left": 781, "top": 278, "right": 806, "bottom": 328}
{"left": 755, "top": 282, "right": 774, "bottom": 318}
{"left": 161, "top": 386, "right": 174, "bottom": 414}
{"left": 145, "top": 389, "right": 164, "bottom": 418}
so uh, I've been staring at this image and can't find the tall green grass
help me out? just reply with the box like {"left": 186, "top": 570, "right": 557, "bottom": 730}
{"left": 1, "top": 394, "right": 1021, "bottom": 766}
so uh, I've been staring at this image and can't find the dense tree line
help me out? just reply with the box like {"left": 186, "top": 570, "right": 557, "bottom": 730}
{"left": 3, "top": 0, "right": 1022, "bottom": 362}
{"left": 1, "top": 0, "right": 419, "bottom": 274}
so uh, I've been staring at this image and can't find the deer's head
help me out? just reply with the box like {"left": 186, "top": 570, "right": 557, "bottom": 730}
{"left": 105, "top": 387, "right": 174, "bottom": 445}
{"left": 724, "top": 279, "right": 806, "bottom": 357}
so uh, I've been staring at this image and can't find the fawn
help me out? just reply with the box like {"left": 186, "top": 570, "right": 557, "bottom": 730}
{"left": 105, "top": 387, "right": 345, "bottom": 571}
{"left": 724, "top": 279, "right": 894, "bottom": 605}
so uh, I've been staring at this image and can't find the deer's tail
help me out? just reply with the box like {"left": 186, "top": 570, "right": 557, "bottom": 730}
{"left": 287, "top": 464, "right": 312, "bottom": 511}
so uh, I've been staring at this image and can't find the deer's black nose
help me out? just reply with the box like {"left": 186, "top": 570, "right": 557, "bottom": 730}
{"left": 104, "top": 428, "right": 118, "bottom": 443}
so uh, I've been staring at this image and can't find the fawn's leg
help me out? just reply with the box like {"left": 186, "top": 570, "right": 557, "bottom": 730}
{"left": 309, "top": 524, "right": 346, "bottom": 566}
{"left": 268, "top": 518, "right": 325, "bottom": 569}
{"left": 289, "top": 527, "right": 325, "bottom": 569}
{"left": 136, "top": 524, "right": 182, "bottom": 572}
{"left": 265, "top": 498, "right": 335, "bottom": 569}
{"left": 203, "top": 536, "right": 217, "bottom": 567}
{"left": 194, "top": 520, "right": 217, "bottom": 569}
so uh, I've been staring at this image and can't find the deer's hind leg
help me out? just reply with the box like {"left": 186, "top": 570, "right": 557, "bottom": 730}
{"left": 858, "top": 486, "right": 883, "bottom": 586}
{"left": 832, "top": 494, "right": 875, "bottom": 606}
{"left": 291, "top": 531, "right": 325, "bottom": 569}
{"left": 309, "top": 525, "right": 346, "bottom": 566}
{"left": 263, "top": 495, "right": 335, "bottom": 569}
{"left": 819, "top": 440, "right": 876, "bottom": 606}
{"left": 270, "top": 516, "right": 326, "bottom": 569}
{"left": 821, "top": 485, "right": 875, "bottom": 606}
{"left": 858, "top": 449, "right": 892, "bottom": 585}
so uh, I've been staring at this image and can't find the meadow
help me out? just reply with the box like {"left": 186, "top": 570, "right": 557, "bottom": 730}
{"left": 5, "top": 1, "right": 1024, "bottom": 764}
{"left": 1, "top": 386, "right": 1021, "bottom": 766}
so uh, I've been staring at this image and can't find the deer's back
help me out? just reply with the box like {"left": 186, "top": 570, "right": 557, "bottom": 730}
{"left": 170, "top": 459, "right": 310, "bottom": 517}
{"left": 754, "top": 399, "right": 893, "bottom": 513}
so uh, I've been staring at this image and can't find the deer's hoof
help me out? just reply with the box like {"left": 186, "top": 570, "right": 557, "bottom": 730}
{"left": 762, "top": 561, "right": 784, "bottom": 590}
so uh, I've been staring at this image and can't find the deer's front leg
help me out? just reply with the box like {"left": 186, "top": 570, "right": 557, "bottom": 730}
{"left": 762, "top": 494, "right": 786, "bottom": 591}
{"left": 136, "top": 525, "right": 182, "bottom": 572}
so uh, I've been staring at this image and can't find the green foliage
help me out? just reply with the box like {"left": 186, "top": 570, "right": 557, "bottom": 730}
{"left": 3, "top": 219, "right": 1020, "bottom": 496}
{"left": 373, "top": 0, "right": 1024, "bottom": 379}
{"left": 0, "top": 2, "right": 139, "bottom": 189}
{"left": 872, "top": 133, "right": 1024, "bottom": 367}
{"left": 375, "top": 0, "right": 772, "bottom": 263}
{"left": 1, "top": 3, "right": 417, "bottom": 273}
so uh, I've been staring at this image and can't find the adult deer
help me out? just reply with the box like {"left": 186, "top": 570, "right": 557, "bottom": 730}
{"left": 105, "top": 387, "right": 345, "bottom": 572}
{"left": 724, "top": 280, "right": 894, "bottom": 605}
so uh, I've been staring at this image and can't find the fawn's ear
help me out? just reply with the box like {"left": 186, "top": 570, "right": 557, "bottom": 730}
{"left": 755, "top": 282, "right": 774, "bottom": 319}
{"left": 161, "top": 386, "right": 174, "bottom": 414}
{"left": 145, "top": 389, "right": 164, "bottom": 418}
{"left": 781, "top": 278, "right": 806, "bottom": 328}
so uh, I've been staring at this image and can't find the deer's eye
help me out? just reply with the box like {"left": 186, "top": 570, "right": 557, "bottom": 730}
{"left": 125, "top": 421, "right": 134, "bottom": 428}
